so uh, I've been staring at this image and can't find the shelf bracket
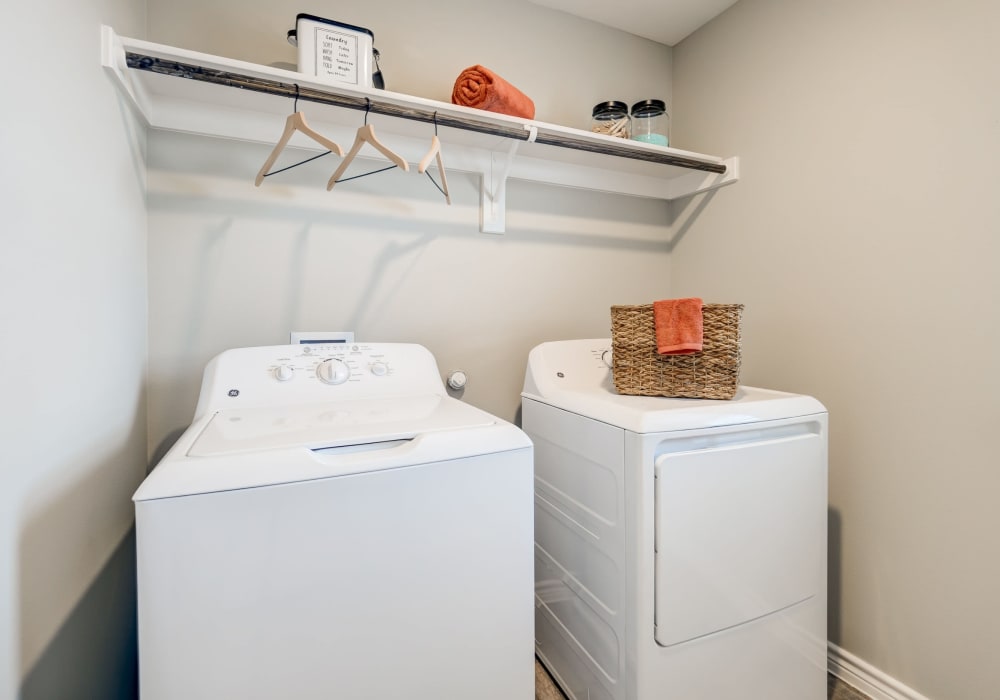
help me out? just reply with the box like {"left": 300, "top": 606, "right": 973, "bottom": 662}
{"left": 480, "top": 141, "right": 517, "bottom": 234}
{"left": 480, "top": 125, "right": 537, "bottom": 234}
{"left": 100, "top": 26, "right": 151, "bottom": 124}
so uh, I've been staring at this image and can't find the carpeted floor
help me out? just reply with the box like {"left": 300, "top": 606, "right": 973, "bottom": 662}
{"left": 827, "top": 672, "right": 873, "bottom": 700}
{"left": 535, "top": 659, "right": 872, "bottom": 700}
{"left": 534, "top": 659, "right": 564, "bottom": 700}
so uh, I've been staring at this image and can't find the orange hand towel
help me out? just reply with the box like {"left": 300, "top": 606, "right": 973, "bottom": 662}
{"left": 654, "top": 298, "right": 704, "bottom": 355}
{"left": 451, "top": 65, "right": 536, "bottom": 119}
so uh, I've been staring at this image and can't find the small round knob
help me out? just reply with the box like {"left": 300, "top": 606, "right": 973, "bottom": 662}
{"left": 274, "top": 364, "right": 295, "bottom": 382}
{"left": 316, "top": 358, "right": 350, "bottom": 385}
{"left": 370, "top": 362, "right": 388, "bottom": 376}
{"left": 447, "top": 370, "right": 468, "bottom": 390}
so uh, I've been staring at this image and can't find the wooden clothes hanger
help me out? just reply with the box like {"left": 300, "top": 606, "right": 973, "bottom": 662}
{"left": 327, "top": 99, "right": 409, "bottom": 191}
{"left": 255, "top": 86, "right": 344, "bottom": 186}
{"left": 417, "top": 113, "right": 451, "bottom": 205}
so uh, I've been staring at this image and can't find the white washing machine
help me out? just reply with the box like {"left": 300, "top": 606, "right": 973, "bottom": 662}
{"left": 521, "top": 339, "right": 828, "bottom": 700}
{"left": 134, "top": 342, "right": 534, "bottom": 700}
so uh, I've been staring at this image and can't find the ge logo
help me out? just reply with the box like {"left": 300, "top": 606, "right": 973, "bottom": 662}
{"left": 228, "top": 389, "right": 240, "bottom": 397}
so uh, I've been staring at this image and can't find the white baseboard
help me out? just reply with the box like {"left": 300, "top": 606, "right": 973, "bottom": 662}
{"left": 828, "top": 643, "right": 933, "bottom": 700}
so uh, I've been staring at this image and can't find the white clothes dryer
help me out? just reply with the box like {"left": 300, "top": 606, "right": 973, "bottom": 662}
{"left": 134, "top": 342, "right": 534, "bottom": 700}
{"left": 521, "top": 339, "right": 828, "bottom": 700}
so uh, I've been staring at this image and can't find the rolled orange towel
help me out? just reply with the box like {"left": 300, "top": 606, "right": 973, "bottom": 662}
{"left": 451, "top": 65, "right": 536, "bottom": 119}
{"left": 654, "top": 298, "right": 704, "bottom": 355}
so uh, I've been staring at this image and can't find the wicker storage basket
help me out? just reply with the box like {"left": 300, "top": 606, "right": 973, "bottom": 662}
{"left": 610, "top": 303, "right": 744, "bottom": 399}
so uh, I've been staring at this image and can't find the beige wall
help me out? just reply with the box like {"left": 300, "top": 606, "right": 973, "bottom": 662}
{"left": 672, "top": 1, "right": 1000, "bottom": 698}
{"left": 0, "top": 0, "right": 148, "bottom": 696}
{"left": 143, "top": 0, "right": 683, "bottom": 454}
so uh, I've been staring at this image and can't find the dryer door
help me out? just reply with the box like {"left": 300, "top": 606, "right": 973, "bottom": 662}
{"left": 652, "top": 418, "right": 826, "bottom": 647}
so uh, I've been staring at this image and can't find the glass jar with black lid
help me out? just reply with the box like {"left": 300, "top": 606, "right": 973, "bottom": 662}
{"left": 630, "top": 99, "right": 669, "bottom": 146}
{"left": 591, "top": 101, "right": 631, "bottom": 139}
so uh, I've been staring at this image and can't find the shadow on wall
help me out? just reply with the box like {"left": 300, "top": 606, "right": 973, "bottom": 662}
{"left": 665, "top": 188, "right": 717, "bottom": 253}
{"left": 19, "top": 527, "right": 138, "bottom": 700}
{"left": 145, "top": 183, "right": 674, "bottom": 252}
{"left": 18, "top": 406, "right": 146, "bottom": 700}
{"left": 828, "top": 506, "right": 842, "bottom": 645}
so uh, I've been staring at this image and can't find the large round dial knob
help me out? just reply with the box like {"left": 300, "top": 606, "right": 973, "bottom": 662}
{"left": 316, "top": 358, "right": 350, "bottom": 385}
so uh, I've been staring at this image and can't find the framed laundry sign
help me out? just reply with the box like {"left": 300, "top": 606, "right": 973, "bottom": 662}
{"left": 287, "top": 14, "right": 375, "bottom": 88}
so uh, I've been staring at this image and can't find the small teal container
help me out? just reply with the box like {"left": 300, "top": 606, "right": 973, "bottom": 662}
{"left": 630, "top": 99, "right": 669, "bottom": 146}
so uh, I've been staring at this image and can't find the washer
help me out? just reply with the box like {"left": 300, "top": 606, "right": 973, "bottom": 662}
{"left": 521, "top": 339, "right": 828, "bottom": 700}
{"left": 134, "top": 342, "right": 534, "bottom": 700}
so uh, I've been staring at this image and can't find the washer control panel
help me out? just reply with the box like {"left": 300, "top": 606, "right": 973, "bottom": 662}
{"left": 194, "top": 343, "right": 446, "bottom": 418}
{"left": 268, "top": 343, "right": 404, "bottom": 385}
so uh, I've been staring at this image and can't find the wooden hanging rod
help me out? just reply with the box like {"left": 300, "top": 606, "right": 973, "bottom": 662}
{"left": 125, "top": 52, "right": 727, "bottom": 175}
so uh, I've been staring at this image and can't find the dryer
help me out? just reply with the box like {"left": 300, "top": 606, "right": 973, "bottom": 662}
{"left": 134, "top": 342, "right": 534, "bottom": 700}
{"left": 521, "top": 339, "right": 828, "bottom": 700}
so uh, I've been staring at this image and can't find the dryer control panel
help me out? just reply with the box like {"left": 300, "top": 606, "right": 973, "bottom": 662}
{"left": 522, "top": 338, "right": 614, "bottom": 399}
{"left": 193, "top": 343, "right": 446, "bottom": 419}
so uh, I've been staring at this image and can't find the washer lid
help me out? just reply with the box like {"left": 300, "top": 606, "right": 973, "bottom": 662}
{"left": 188, "top": 393, "right": 493, "bottom": 457}
{"left": 135, "top": 394, "right": 530, "bottom": 501}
